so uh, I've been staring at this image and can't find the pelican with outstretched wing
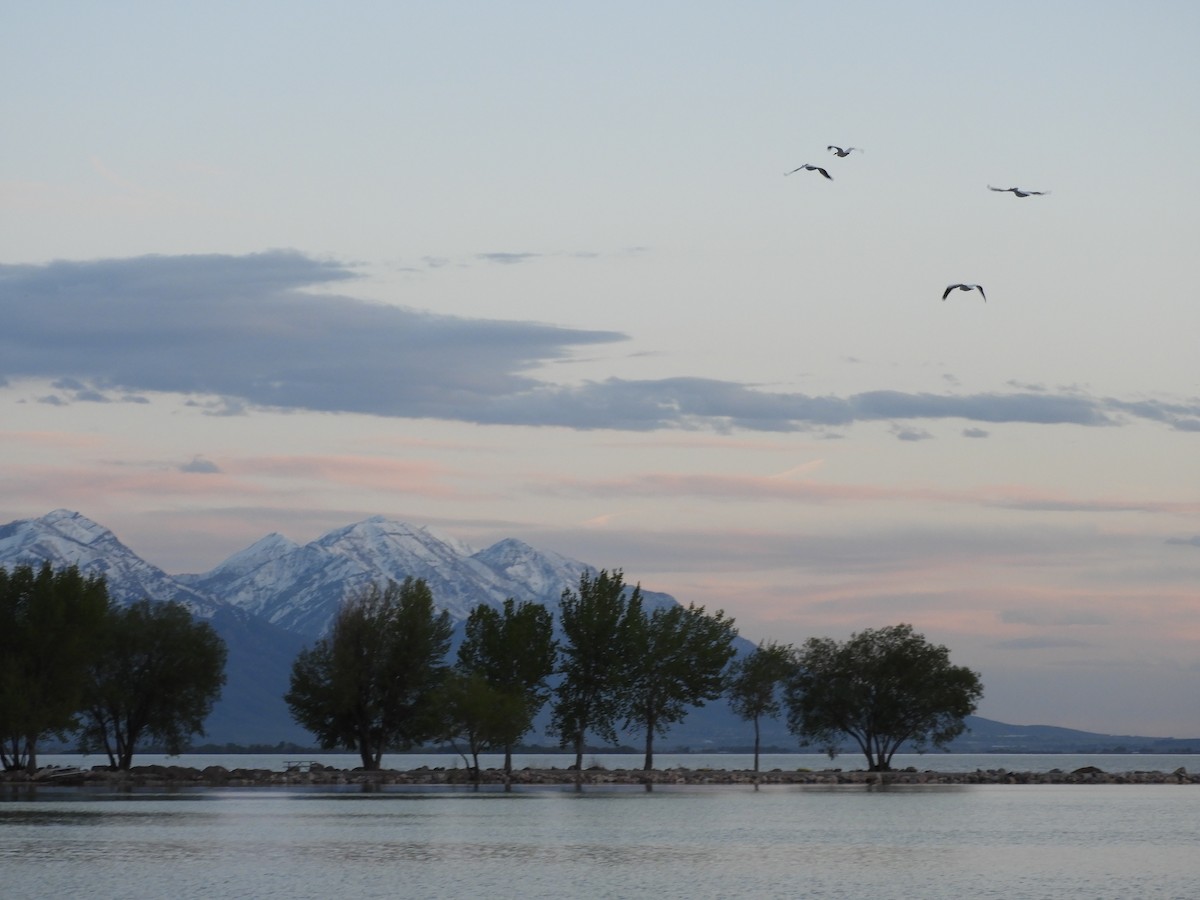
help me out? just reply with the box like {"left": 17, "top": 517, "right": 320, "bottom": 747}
{"left": 942, "top": 283, "right": 987, "bottom": 302}
{"left": 784, "top": 163, "right": 832, "bottom": 179}
{"left": 988, "top": 185, "right": 1049, "bottom": 197}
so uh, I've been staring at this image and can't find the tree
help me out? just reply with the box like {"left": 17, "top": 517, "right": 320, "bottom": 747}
{"left": 784, "top": 624, "right": 983, "bottom": 772}
{"left": 285, "top": 578, "right": 452, "bottom": 770}
{"left": 78, "top": 599, "right": 228, "bottom": 770}
{"left": 456, "top": 598, "right": 556, "bottom": 777}
{"left": 435, "top": 670, "right": 528, "bottom": 786}
{"left": 550, "top": 569, "right": 642, "bottom": 788}
{"left": 728, "top": 640, "right": 798, "bottom": 775}
{"left": 622, "top": 602, "right": 738, "bottom": 771}
{"left": 0, "top": 563, "right": 110, "bottom": 772}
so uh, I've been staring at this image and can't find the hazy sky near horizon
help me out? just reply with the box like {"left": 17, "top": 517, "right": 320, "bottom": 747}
{"left": 3, "top": 1, "right": 1198, "bottom": 736}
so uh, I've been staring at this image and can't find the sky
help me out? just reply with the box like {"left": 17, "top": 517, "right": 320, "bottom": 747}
{"left": 3, "top": 0, "right": 1198, "bottom": 737}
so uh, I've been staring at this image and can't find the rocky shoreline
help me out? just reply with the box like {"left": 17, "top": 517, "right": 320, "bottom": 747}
{"left": 4, "top": 762, "right": 1196, "bottom": 789}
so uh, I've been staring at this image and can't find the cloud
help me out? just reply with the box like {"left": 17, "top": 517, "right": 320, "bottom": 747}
{"left": 992, "top": 495, "right": 1200, "bottom": 515}
{"left": 1107, "top": 398, "right": 1200, "bottom": 432}
{"left": 540, "top": 471, "right": 946, "bottom": 504}
{"left": 475, "top": 252, "right": 542, "bottom": 265}
{"left": 180, "top": 456, "right": 221, "bottom": 474}
{"left": 4, "top": 252, "right": 1200, "bottom": 434}
{"left": 536, "top": 470, "right": 1200, "bottom": 517}
{"left": 2, "top": 461, "right": 269, "bottom": 506}
{"left": 999, "top": 609, "right": 1109, "bottom": 627}
{"left": 226, "top": 454, "right": 465, "bottom": 497}
{"left": 3, "top": 452, "right": 472, "bottom": 514}
{"left": 891, "top": 425, "right": 933, "bottom": 442}
{"left": 1, "top": 251, "right": 624, "bottom": 420}
{"left": 421, "top": 250, "right": 603, "bottom": 270}
{"left": 990, "top": 637, "right": 1094, "bottom": 650}
{"left": 36, "top": 378, "right": 143, "bottom": 406}
{"left": 0, "top": 430, "right": 108, "bottom": 450}
{"left": 962, "top": 427, "right": 990, "bottom": 438}
{"left": 1166, "top": 536, "right": 1200, "bottom": 548}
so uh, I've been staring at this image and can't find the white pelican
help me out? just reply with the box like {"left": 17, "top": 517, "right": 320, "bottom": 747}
{"left": 988, "top": 185, "right": 1049, "bottom": 197}
{"left": 784, "top": 163, "right": 832, "bottom": 179}
{"left": 827, "top": 145, "right": 862, "bottom": 157}
{"left": 942, "top": 283, "right": 987, "bottom": 302}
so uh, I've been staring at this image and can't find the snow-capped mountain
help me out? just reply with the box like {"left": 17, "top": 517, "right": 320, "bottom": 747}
{"left": 2, "top": 510, "right": 682, "bottom": 643}
{"left": 178, "top": 515, "right": 678, "bottom": 639}
{"left": 0, "top": 510, "right": 311, "bottom": 744}
{"left": 0, "top": 509, "right": 728, "bottom": 746}
{"left": 178, "top": 517, "right": 577, "bottom": 638}
{"left": 4, "top": 511, "right": 1181, "bottom": 754}
{"left": 188, "top": 531, "right": 301, "bottom": 584}
{"left": 472, "top": 537, "right": 594, "bottom": 599}
{"left": 0, "top": 509, "right": 227, "bottom": 618}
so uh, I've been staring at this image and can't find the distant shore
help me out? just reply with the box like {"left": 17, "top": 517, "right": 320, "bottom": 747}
{"left": 4, "top": 762, "right": 1196, "bottom": 789}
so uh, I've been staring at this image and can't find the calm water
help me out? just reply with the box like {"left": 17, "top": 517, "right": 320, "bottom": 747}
{"left": 4, "top": 781, "right": 1199, "bottom": 899}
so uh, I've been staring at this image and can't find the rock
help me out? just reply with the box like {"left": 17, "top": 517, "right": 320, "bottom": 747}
{"left": 3, "top": 763, "right": 1199, "bottom": 788}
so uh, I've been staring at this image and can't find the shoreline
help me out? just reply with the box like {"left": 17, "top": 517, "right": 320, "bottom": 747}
{"left": 4, "top": 762, "right": 1196, "bottom": 789}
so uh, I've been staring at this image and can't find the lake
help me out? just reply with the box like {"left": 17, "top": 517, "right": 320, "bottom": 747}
{"left": 5, "top": 755, "right": 1200, "bottom": 899}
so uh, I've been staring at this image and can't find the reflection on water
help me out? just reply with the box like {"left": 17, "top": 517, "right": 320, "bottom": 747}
{"left": 4, "top": 788, "right": 1199, "bottom": 899}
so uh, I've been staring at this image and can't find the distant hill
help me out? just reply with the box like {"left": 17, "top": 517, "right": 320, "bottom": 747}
{"left": 945, "top": 716, "right": 1199, "bottom": 755}
{"left": 4, "top": 509, "right": 1197, "bottom": 754}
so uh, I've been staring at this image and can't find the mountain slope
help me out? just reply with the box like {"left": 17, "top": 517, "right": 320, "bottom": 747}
{"left": 1, "top": 510, "right": 706, "bottom": 745}
{"left": 0, "top": 509, "right": 227, "bottom": 618}
{"left": 0, "top": 510, "right": 311, "bottom": 744}
{"left": 181, "top": 515, "right": 679, "bottom": 640}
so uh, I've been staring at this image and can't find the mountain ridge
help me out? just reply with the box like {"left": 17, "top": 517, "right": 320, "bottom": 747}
{"left": 0, "top": 509, "right": 699, "bottom": 744}
{"left": 3, "top": 509, "right": 1196, "bottom": 752}
{"left": 0, "top": 508, "right": 232, "bottom": 619}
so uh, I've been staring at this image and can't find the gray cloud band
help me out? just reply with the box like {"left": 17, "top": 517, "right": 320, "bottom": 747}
{"left": 3, "top": 252, "right": 1198, "bottom": 433}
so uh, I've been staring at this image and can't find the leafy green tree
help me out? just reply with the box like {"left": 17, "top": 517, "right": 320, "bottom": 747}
{"left": 0, "top": 563, "right": 110, "bottom": 772}
{"left": 622, "top": 602, "right": 738, "bottom": 770}
{"left": 728, "top": 640, "right": 798, "bottom": 774}
{"left": 285, "top": 578, "right": 452, "bottom": 770}
{"left": 456, "top": 598, "right": 556, "bottom": 776}
{"left": 78, "top": 599, "right": 227, "bottom": 770}
{"left": 784, "top": 624, "right": 984, "bottom": 772}
{"left": 550, "top": 569, "right": 642, "bottom": 787}
{"left": 435, "top": 670, "right": 528, "bottom": 786}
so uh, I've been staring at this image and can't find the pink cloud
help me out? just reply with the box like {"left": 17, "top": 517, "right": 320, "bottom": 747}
{"left": 597, "top": 436, "right": 800, "bottom": 452}
{"left": 225, "top": 454, "right": 472, "bottom": 498}
{"left": 0, "top": 430, "right": 109, "bottom": 450}
{"left": 2, "top": 464, "right": 267, "bottom": 507}
{"left": 540, "top": 472, "right": 944, "bottom": 503}
{"left": 539, "top": 471, "right": 1200, "bottom": 516}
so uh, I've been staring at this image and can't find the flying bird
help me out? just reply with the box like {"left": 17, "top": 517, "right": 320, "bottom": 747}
{"left": 988, "top": 185, "right": 1049, "bottom": 197}
{"left": 784, "top": 163, "right": 832, "bottom": 179}
{"left": 942, "top": 283, "right": 987, "bottom": 302}
{"left": 827, "top": 145, "right": 862, "bottom": 157}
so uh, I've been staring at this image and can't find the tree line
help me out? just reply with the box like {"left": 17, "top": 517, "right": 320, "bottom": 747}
{"left": 285, "top": 569, "right": 984, "bottom": 783}
{"left": 0, "top": 563, "right": 227, "bottom": 772}
{"left": 1, "top": 562, "right": 983, "bottom": 778}
{"left": 285, "top": 570, "right": 740, "bottom": 788}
